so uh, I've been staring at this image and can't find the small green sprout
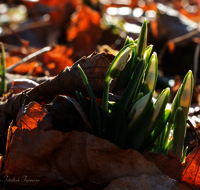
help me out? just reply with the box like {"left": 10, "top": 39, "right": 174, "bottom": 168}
{"left": 110, "top": 46, "right": 134, "bottom": 79}
{"left": 163, "top": 71, "right": 193, "bottom": 151}
{"left": 144, "top": 45, "right": 153, "bottom": 64}
{"left": 179, "top": 70, "right": 193, "bottom": 117}
{"left": 172, "top": 107, "right": 186, "bottom": 160}
{"left": 77, "top": 64, "right": 102, "bottom": 137}
{"left": 144, "top": 52, "right": 158, "bottom": 92}
{"left": 0, "top": 42, "right": 6, "bottom": 97}
{"left": 135, "top": 18, "right": 147, "bottom": 59}
{"left": 102, "top": 43, "right": 136, "bottom": 133}
{"left": 143, "top": 88, "right": 170, "bottom": 141}
{"left": 128, "top": 91, "right": 152, "bottom": 129}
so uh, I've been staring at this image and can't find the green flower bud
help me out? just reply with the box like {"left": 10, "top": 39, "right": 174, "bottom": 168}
{"left": 144, "top": 44, "right": 153, "bottom": 64}
{"left": 128, "top": 91, "right": 152, "bottom": 126}
{"left": 110, "top": 45, "right": 135, "bottom": 79}
{"left": 152, "top": 88, "right": 170, "bottom": 122}
{"left": 145, "top": 52, "right": 158, "bottom": 92}
{"left": 179, "top": 70, "right": 193, "bottom": 117}
{"left": 135, "top": 18, "right": 147, "bottom": 58}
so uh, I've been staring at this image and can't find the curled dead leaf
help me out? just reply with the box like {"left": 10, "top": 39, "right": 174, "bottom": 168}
{"left": 4, "top": 102, "right": 163, "bottom": 189}
{"left": 46, "top": 95, "right": 93, "bottom": 134}
{"left": 181, "top": 144, "right": 200, "bottom": 188}
{"left": 0, "top": 52, "right": 114, "bottom": 152}
{"left": 2, "top": 52, "right": 115, "bottom": 118}
{"left": 11, "top": 79, "right": 39, "bottom": 94}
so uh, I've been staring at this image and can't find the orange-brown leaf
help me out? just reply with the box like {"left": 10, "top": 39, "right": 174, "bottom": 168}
{"left": 16, "top": 101, "right": 48, "bottom": 130}
{"left": 181, "top": 145, "right": 200, "bottom": 188}
{"left": 5, "top": 56, "right": 43, "bottom": 75}
{"left": 41, "top": 45, "right": 74, "bottom": 75}
{"left": 66, "top": 5, "right": 101, "bottom": 59}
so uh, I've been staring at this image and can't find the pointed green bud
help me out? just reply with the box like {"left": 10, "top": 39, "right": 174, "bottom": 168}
{"left": 144, "top": 44, "right": 153, "bottom": 64}
{"left": 134, "top": 38, "right": 138, "bottom": 44}
{"left": 169, "top": 70, "right": 193, "bottom": 126}
{"left": 144, "top": 52, "right": 158, "bottom": 92}
{"left": 179, "top": 70, "right": 193, "bottom": 118}
{"left": 128, "top": 91, "right": 152, "bottom": 126}
{"left": 124, "top": 36, "right": 134, "bottom": 46}
{"left": 110, "top": 44, "right": 136, "bottom": 79}
{"left": 152, "top": 88, "right": 170, "bottom": 122}
{"left": 135, "top": 18, "right": 147, "bottom": 58}
{"left": 144, "top": 88, "right": 170, "bottom": 139}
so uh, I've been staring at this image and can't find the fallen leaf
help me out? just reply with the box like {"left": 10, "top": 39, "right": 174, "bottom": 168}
{"left": 66, "top": 5, "right": 101, "bottom": 59}
{"left": 45, "top": 95, "right": 93, "bottom": 134}
{"left": 2, "top": 51, "right": 115, "bottom": 118}
{"left": 16, "top": 101, "right": 48, "bottom": 130}
{"left": 6, "top": 45, "right": 74, "bottom": 76}
{"left": 41, "top": 45, "right": 74, "bottom": 75}
{"left": 0, "top": 52, "right": 114, "bottom": 153}
{"left": 143, "top": 150, "right": 183, "bottom": 180}
{"left": 39, "top": 0, "right": 81, "bottom": 27}
{"left": 5, "top": 56, "right": 43, "bottom": 75}
{"left": 11, "top": 79, "right": 39, "bottom": 94}
{"left": 4, "top": 101, "right": 163, "bottom": 189}
{"left": 181, "top": 144, "right": 200, "bottom": 188}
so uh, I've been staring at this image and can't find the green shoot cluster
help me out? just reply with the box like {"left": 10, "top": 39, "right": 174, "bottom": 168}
{"left": 77, "top": 19, "right": 193, "bottom": 162}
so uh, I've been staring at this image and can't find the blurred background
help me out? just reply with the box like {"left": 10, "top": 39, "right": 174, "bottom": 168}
{"left": 1, "top": 0, "right": 200, "bottom": 98}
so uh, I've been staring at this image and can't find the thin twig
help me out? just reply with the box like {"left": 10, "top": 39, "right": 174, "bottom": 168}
{"left": 187, "top": 119, "right": 200, "bottom": 144}
{"left": 6, "top": 45, "right": 56, "bottom": 73}
{"left": 193, "top": 38, "right": 200, "bottom": 85}
{"left": 193, "top": 22, "right": 200, "bottom": 85}
{"left": 0, "top": 20, "right": 51, "bottom": 37}
{"left": 158, "top": 29, "right": 199, "bottom": 61}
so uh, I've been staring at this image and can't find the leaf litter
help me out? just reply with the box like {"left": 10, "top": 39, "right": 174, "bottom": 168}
{"left": 1, "top": 49, "right": 200, "bottom": 189}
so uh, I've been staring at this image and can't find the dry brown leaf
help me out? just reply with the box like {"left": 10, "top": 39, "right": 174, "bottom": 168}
{"left": 41, "top": 45, "right": 74, "bottom": 75}
{"left": 45, "top": 95, "right": 93, "bottom": 134}
{"left": 0, "top": 52, "right": 114, "bottom": 152}
{"left": 11, "top": 79, "right": 39, "bottom": 94}
{"left": 4, "top": 102, "right": 162, "bottom": 189}
{"left": 103, "top": 174, "right": 197, "bottom": 190}
{"left": 181, "top": 144, "right": 200, "bottom": 188}
{"left": 143, "top": 150, "right": 183, "bottom": 180}
{"left": 2, "top": 52, "right": 115, "bottom": 117}
{"left": 5, "top": 56, "right": 43, "bottom": 75}
{"left": 6, "top": 45, "right": 74, "bottom": 76}
{"left": 66, "top": 5, "right": 101, "bottom": 59}
{"left": 16, "top": 101, "right": 48, "bottom": 130}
